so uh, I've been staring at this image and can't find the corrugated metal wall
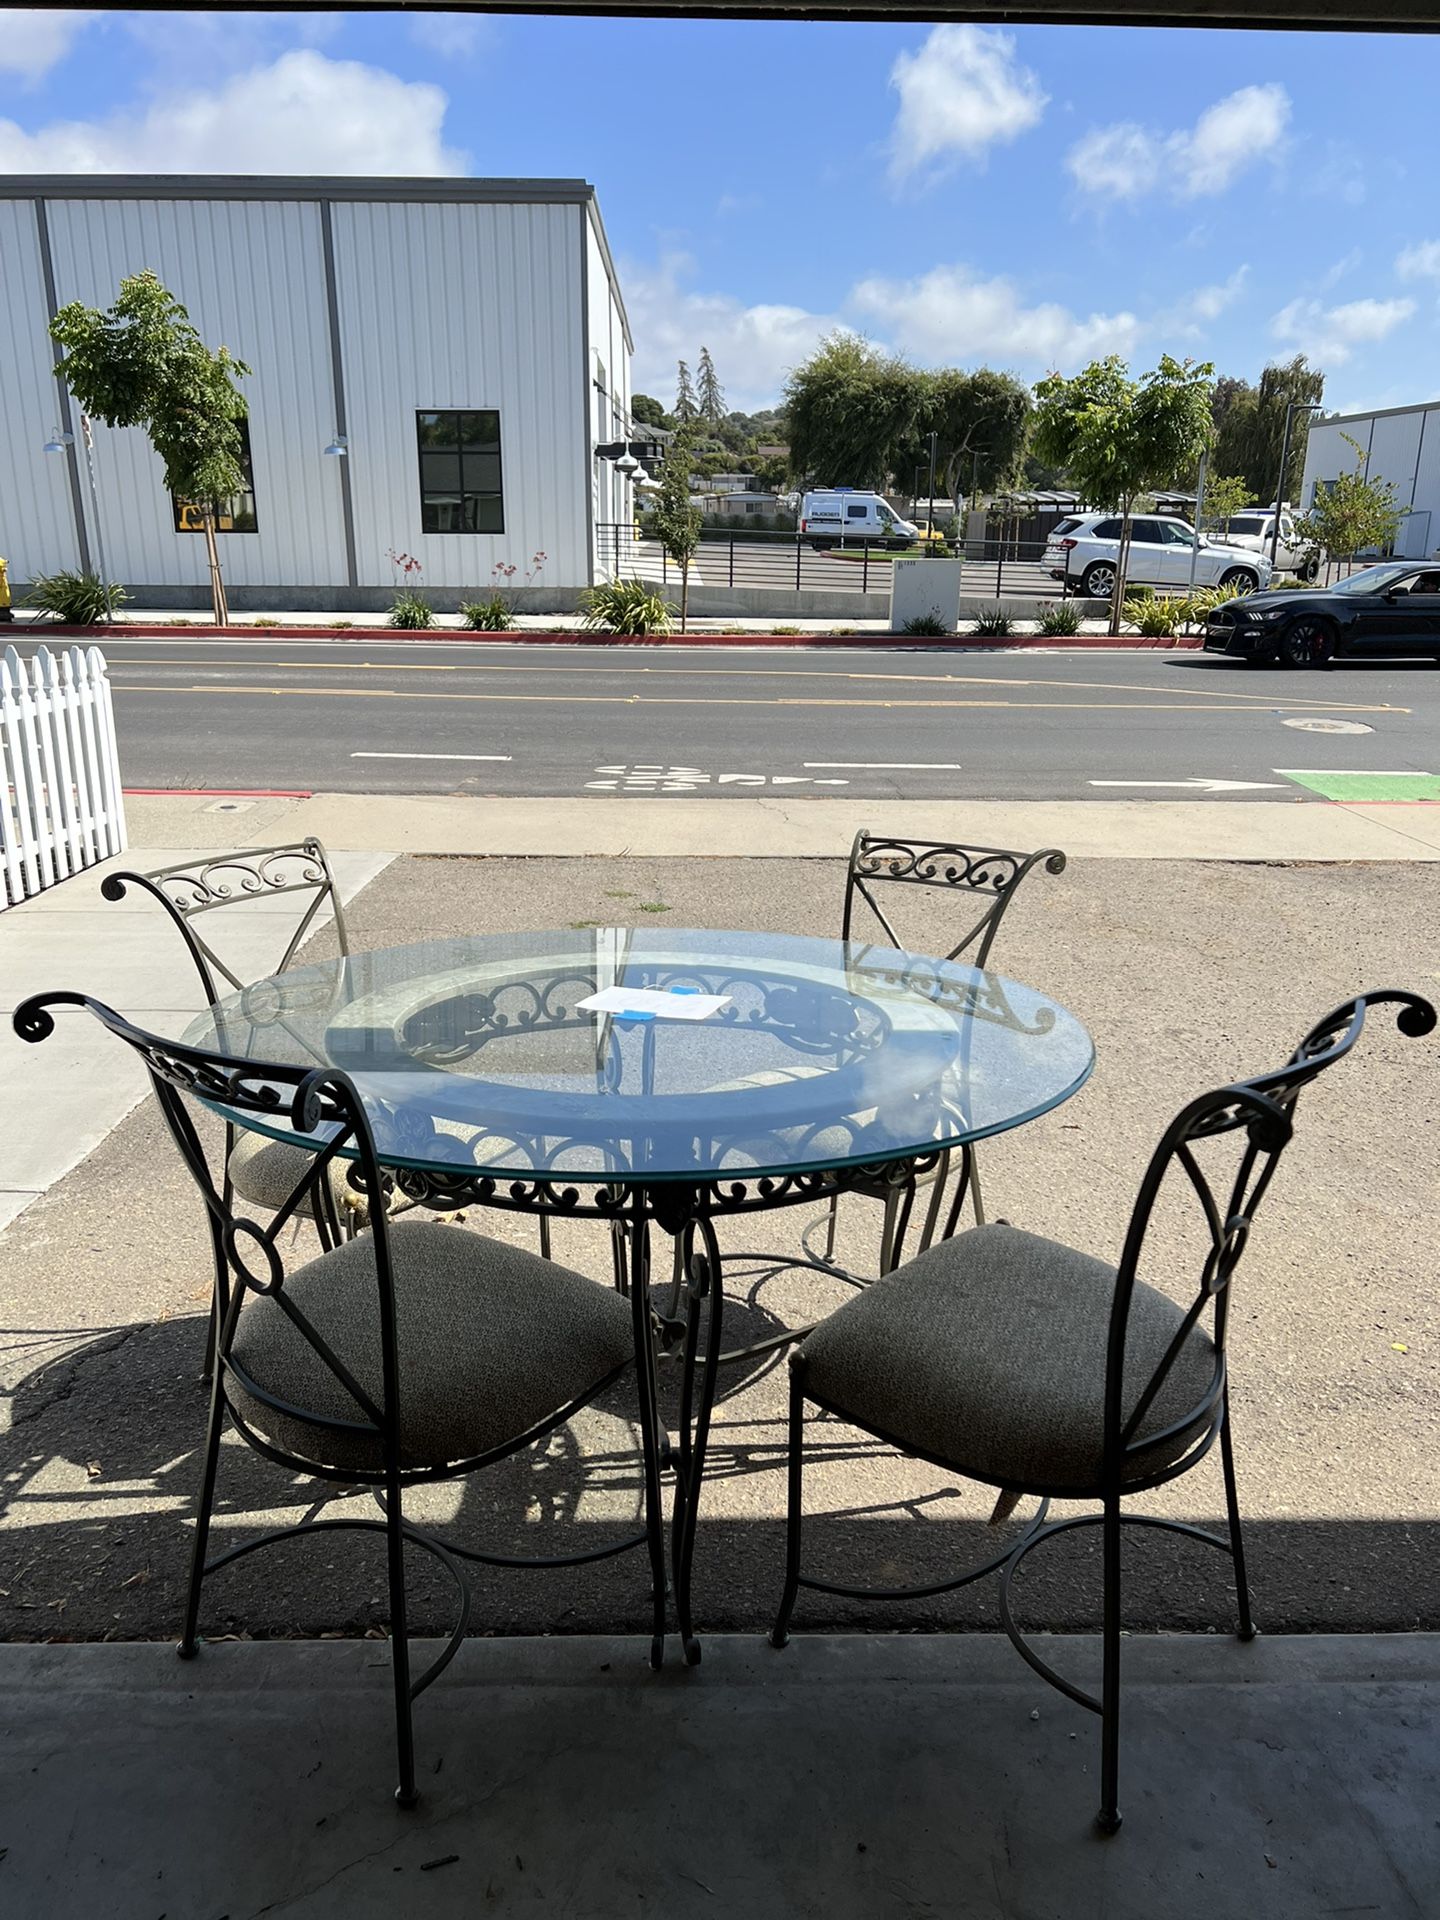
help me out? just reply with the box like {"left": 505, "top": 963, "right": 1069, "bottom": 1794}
{"left": 43, "top": 196, "right": 346, "bottom": 590}
{"left": 0, "top": 201, "right": 83, "bottom": 583}
{"left": 330, "top": 198, "right": 589, "bottom": 590}
{"left": 1302, "top": 408, "right": 1440, "bottom": 558}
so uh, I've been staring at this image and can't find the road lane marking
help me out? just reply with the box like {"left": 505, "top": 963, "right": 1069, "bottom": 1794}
{"left": 350, "top": 751, "right": 512, "bottom": 761}
{"left": 100, "top": 654, "right": 1405, "bottom": 713}
{"left": 1275, "top": 768, "right": 1440, "bottom": 801}
{"left": 803, "top": 761, "right": 963, "bottom": 769}
{"left": 1090, "top": 778, "right": 1287, "bottom": 792}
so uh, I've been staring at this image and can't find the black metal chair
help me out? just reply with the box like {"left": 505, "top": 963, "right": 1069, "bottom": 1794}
{"left": 102, "top": 841, "right": 358, "bottom": 1234}
{"left": 769, "top": 990, "right": 1435, "bottom": 1834}
{"left": 829, "top": 829, "right": 1068, "bottom": 1267}
{"left": 14, "top": 990, "right": 669, "bottom": 1807}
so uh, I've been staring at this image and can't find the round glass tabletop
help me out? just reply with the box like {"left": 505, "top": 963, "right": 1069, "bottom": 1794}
{"left": 183, "top": 928, "right": 1093, "bottom": 1185}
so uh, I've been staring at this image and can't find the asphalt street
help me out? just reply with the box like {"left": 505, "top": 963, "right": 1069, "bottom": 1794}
{"left": 82, "top": 632, "right": 1439, "bottom": 800}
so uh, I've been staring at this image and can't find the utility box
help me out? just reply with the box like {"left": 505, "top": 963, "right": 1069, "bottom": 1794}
{"left": 889, "top": 557, "right": 963, "bottom": 632}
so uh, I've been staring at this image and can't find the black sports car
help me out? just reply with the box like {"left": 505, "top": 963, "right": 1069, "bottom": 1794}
{"left": 1204, "top": 561, "right": 1440, "bottom": 668}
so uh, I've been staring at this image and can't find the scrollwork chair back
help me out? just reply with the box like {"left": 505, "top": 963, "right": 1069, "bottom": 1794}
{"left": 841, "top": 829, "right": 1066, "bottom": 969}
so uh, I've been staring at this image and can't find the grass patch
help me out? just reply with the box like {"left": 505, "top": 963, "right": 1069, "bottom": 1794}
{"left": 604, "top": 889, "right": 635, "bottom": 899}
{"left": 640, "top": 902, "right": 670, "bottom": 914}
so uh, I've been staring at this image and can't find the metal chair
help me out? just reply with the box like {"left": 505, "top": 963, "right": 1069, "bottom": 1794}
{"left": 829, "top": 829, "right": 1067, "bottom": 1267}
{"left": 769, "top": 989, "right": 1435, "bottom": 1834}
{"left": 13, "top": 990, "right": 669, "bottom": 1807}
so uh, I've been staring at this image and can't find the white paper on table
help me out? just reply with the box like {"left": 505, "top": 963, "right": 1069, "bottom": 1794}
{"left": 576, "top": 986, "right": 732, "bottom": 1021}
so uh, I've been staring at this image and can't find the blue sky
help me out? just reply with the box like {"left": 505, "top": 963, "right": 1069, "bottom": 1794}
{"left": 3, "top": 8, "right": 1439, "bottom": 413}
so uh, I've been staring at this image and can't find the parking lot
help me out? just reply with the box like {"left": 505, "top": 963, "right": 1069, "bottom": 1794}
{"left": 600, "top": 528, "right": 1059, "bottom": 601}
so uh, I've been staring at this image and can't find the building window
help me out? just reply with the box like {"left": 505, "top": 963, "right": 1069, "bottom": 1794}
{"left": 417, "top": 410, "right": 503, "bottom": 534}
{"left": 173, "top": 418, "right": 258, "bottom": 533}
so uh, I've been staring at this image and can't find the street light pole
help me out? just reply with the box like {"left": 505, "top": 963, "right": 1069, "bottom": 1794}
{"left": 926, "top": 431, "right": 938, "bottom": 544}
{"left": 77, "top": 416, "right": 112, "bottom": 621}
{"left": 1269, "top": 401, "right": 1320, "bottom": 574}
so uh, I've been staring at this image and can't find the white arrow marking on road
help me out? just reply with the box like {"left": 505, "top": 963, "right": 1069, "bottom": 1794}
{"left": 1089, "top": 778, "right": 1287, "bottom": 792}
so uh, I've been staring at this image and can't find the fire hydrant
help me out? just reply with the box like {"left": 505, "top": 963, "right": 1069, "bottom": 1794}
{"left": 0, "top": 558, "right": 12, "bottom": 623}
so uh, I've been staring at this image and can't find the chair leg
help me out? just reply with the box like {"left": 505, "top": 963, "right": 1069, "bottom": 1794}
{"left": 1096, "top": 1492, "right": 1123, "bottom": 1836}
{"left": 1219, "top": 1392, "right": 1256, "bottom": 1641}
{"left": 384, "top": 1464, "right": 419, "bottom": 1808}
{"left": 822, "top": 1193, "right": 840, "bottom": 1264}
{"left": 769, "top": 1366, "right": 806, "bottom": 1650}
{"left": 631, "top": 1246, "right": 669, "bottom": 1671}
{"left": 178, "top": 1366, "right": 227, "bottom": 1658}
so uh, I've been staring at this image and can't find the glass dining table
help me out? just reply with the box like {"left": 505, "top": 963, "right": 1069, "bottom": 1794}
{"left": 185, "top": 925, "right": 1094, "bottom": 1660}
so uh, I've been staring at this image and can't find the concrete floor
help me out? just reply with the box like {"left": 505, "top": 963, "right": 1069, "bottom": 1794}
{"left": 2, "top": 852, "right": 1436, "bottom": 1649}
{"left": 3, "top": 1633, "right": 1436, "bottom": 1918}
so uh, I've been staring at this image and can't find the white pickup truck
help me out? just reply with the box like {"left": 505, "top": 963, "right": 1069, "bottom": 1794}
{"left": 1211, "top": 511, "right": 1320, "bottom": 581}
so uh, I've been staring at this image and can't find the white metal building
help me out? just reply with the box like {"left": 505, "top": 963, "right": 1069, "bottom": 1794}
{"left": 0, "top": 175, "right": 633, "bottom": 610}
{"left": 1300, "top": 401, "right": 1440, "bottom": 560}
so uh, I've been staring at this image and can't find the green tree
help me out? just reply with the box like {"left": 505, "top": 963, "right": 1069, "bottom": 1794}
{"left": 674, "top": 360, "right": 698, "bottom": 423}
{"left": 899, "top": 367, "right": 1032, "bottom": 507}
{"left": 631, "top": 393, "right": 672, "bottom": 430}
{"left": 752, "top": 453, "right": 790, "bottom": 493}
{"left": 696, "top": 347, "right": 726, "bottom": 428}
{"left": 784, "top": 334, "right": 921, "bottom": 490}
{"left": 1294, "top": 433, "right": 1404, "bottom": 573}
{"left": 50, "top": 270, "right": 251, "bottom": 627}
{"left": 650, "top": 420, "right": 703, "bottom": 631}
{"left": 1033, "top": 354, "right": 1215, "bottom": 632}
{"left": 1212, "top": 355, "right": 1325, "bottom": 503}
{"left": 1198, "top": 471, "right": 1257, "bottom": 535}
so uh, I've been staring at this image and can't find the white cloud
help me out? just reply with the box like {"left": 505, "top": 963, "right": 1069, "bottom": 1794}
{"left": 1397, "top": 240, "right": 1440, "bottom": 282}
{"left": 1155, "top": 265, "right": 1249, "bottom": 338}
{"left": 409, "top": 13, "right": 494, "bottom": 59}
{"left": 1067, "top": 83, "right": 1290, "bottom": 202}
{"left": 0, "top": 48, "right": 467, "bottom": 174}
{"left": 0, "top": 8, "right": 98, "bottom": 82}
{"left": 889, "top": 26, "right": 1046, "bottom": 183}
{"left": 624, "top": 254, "right": 843, "bottom": 411}
{"left": 1270, "top": 295, "right": 1416, "bottom": 365}
{"left": 851, "top": 264, "right": 1141, "bottom": 371}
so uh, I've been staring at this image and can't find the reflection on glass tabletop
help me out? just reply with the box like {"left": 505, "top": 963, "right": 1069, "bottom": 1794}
{"left": 183, "top": 928, "right": 1093, "bottom": 1184}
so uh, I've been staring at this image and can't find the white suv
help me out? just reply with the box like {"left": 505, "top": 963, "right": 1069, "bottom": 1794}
{"left": 1043, "top": 513, "right": 1274, "bottom": 599}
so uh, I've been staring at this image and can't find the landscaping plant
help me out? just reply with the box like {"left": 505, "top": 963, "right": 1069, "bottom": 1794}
{"left": 900, "top": 611, "right": 949, "bottom": 636}
{"left": 459, "top": 596, "right": 513, "bottom": 631}
{"left": 386, "top": 549, "right": 433, "bottom": 628}
{"left": 972, "top": 608, "right": 1012, "bottom": 637}
{"left": 1036, "top": 600, "right": 1082, "bottom": 636}
{"left": 25, "top": 569, "right": 128, "bottom": 625}
{"left": 1123, "top": 595, "right": 1180, "bottom": 637}
{"left": 579, "top": 578, "right": 673, "bottom": 636}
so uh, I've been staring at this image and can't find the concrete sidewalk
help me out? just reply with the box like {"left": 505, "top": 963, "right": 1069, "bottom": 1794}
{"left": 121, "top": 787, "right": 1440, "bottom": 862}
{"left": 0, "top": 846, "right": 390, "bottom": 1231}
{"left": 3, "top": 1632, "right": 1435, "bottom": 1916}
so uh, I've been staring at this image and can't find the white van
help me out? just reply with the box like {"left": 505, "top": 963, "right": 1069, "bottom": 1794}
{"left": 800, "top": 489, "right": 919, "bottom": 551}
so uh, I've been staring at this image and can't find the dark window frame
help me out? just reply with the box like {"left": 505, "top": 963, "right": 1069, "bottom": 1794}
{"left": 415, "top": 408, "right": 505, "bottom": 536}
{"left": 172, "top": 417, "right": 258, "bottom": 535}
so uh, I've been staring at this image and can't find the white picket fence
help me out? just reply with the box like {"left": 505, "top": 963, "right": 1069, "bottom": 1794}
{"left": 1, "top": 643, "right": 127, "bottom": 910}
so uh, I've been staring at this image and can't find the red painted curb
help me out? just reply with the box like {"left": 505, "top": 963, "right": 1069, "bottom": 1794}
{"left": 36, "top": 624, "right": 1204, "bottom": 652}
{"left": 123, "top": 787, "right": 314, "bottom": 799}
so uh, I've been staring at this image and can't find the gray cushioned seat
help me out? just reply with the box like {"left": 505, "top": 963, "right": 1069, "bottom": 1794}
{"left": 228, "top": 1129, "right": 356, "bottom": 1221}
{"left": 228, "top": 1220, "right": 636, "bottom": 1473}
{"left": 799, "top": 1222, "right": 1217, "bottom": 1492}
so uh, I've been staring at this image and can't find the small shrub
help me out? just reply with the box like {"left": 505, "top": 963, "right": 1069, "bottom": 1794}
{"left": 772, "top": 625, "right": 801, "bottom": 635}
{"left": 165, "top": 617, "right": 195, "bottom": 627}
{"left": 330, "top": 619, "right": 354, "bottom": 630}
{"left": 251, "top": 617, "right": 281, "bottom": 629}
{"left": 459, "top": 596, "right": 514, "bottom": 631}
{"left": 901, "top": 611, "right": 949, "bottom": 637}
{"left": 26, "top": 569, "right": 128, "bottom": 625}
{"left": 1123, "top": 596, "right": 1179, "bottom": 637}
{"left": 579, "top": 577, "right": 672, "bottom": 636}
{"left": 972, "top": 608, "right": 1012, "bottom": 637}
{"left": 1037, "top": 600, "right": 1083, "bottom": 637}
{"left": 389, "top": 591, "right": 434, "bottom": 629}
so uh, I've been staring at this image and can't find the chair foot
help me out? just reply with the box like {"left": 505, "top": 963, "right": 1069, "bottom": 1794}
{"left": 650, "top": 1635, "right": 665, "bottom": 1672}
{"left": 682, "top": 1634, "right": 702, "bottom": 1667}
{"left": 394, "top": 1785, "right": 420, "bottom": 1810}
{"left": 176, "top": 1638, "right": 200, "bottom": 1661}
{"left": 768, "top": 1626, "right": 790, "bottom": 1651}
{"left": 1095, "top": 1806, "right": 1122, "bottom": 1837}
{"left": 1237, "top": 1623, "right": 1258, "bottom": 1643}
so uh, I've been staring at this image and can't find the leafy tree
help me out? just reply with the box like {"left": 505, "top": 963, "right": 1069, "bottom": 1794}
{"left": 1212, "top": 355, "right": 1325, "bottom": 503}
{"left": 674, "top": 360, "right": 698, "bottom": 423}
{"left": 1198, "top": 471, "right": 1257, "bottom": 534}
{"left": 696, "top": 347, "right": 726, "bottom": 428}
{"left": 649, "top": 420, "right": 703, "bottom": 631}
{"left": 50, "top": 270, "right": 251, "bottom": 627}
{"left": 784, "top": 334, "right": 921, "bottom": 490}
{"left": 898, "top": 367, "right": 1032, "bottom": 506}
{"left": 752, "top": 453, "right": 790, "bottom": 493}
{"left": 631, "top": 393, "right": 672, "bottom": 430}
{"left": 1293, "top": 433, "right": 1404, "bottom": 572}
{"left": 1033, "top": 354, "right": 1215, "bottom": 632}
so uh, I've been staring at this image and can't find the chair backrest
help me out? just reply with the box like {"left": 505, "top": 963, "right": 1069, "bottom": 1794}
{"left": 841, "top": 830, "right": 1066, "bottom": 969}
{"left": 1102, "top": 989, "right": 1435, "bottom": 1492}
{"left": 14, "top": 989, "right": 399, "bottom": 1474}
{"left": 101, "top": 840, "right": 349, "bottom": 1009}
